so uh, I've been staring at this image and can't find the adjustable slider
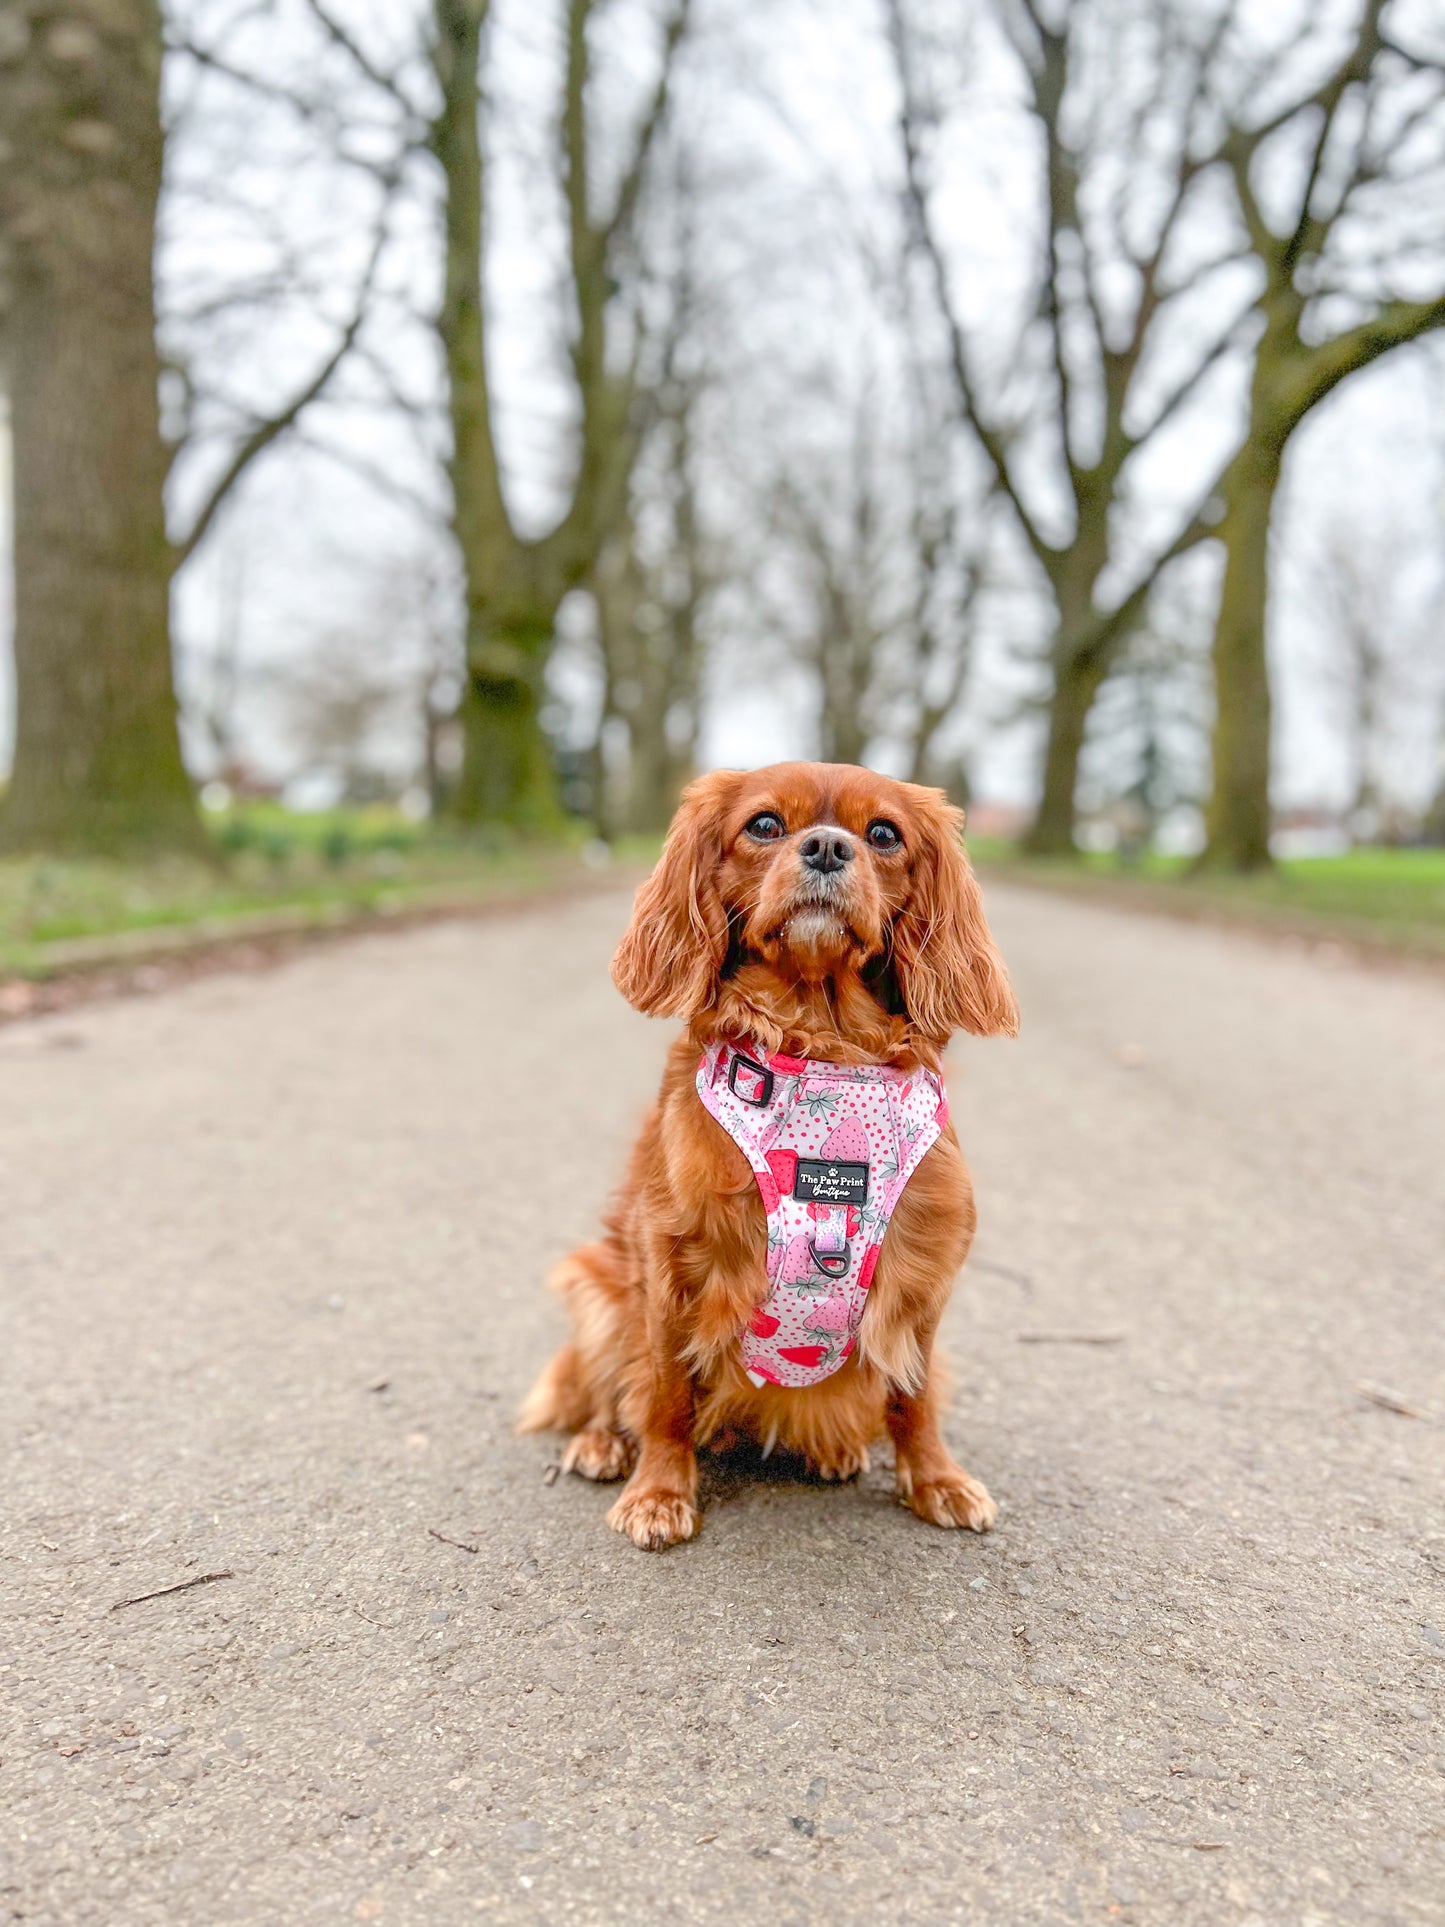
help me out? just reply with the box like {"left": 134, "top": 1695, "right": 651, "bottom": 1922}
{"left": 728, "top": 1051, "right": 774, "bottom": 1107}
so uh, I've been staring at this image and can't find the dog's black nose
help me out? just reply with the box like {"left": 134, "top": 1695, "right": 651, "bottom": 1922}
{"left": 800, "top": 829, "right": 855, "bottom": 874}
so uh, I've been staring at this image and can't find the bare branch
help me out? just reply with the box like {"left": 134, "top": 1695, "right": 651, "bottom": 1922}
{"left": 1288, "top": 294, "right": 1445, "bottom": 427}
{"left": 600, "top": 0, "right": 692, "bottom": 252}
{"left": 1127, "top": 296, "right": 1255, "bottom": 449}
{"left": 1030, "top": 23, "right": 1089, "bottom": 483}
{"left": 172, "top": 213, "right": 392, "bottom": 568}
{"left": 168, "top": 32, "right": 331, "bottom": 123}
{"left": 1070, "top": 477, "right": 1221, "bottom": 677}
{"left": 301, "top": 0, "right": 430, "bottom": 125}
{"left": 1223, "top": 0, "right": 1388, "bottom": 274}
{"left": 286, "top": 430, "right": 449, "bottom": 529}
{"left": 1327, "top": 65, "right": 1445, "bottom": 230}
{"left": 1282, "top": 0, "right": 1388, "bottom": 272}
{"left": 1380, "top": 31, "right": 1445, "bottom": 77}
{"left": 887, "top": 0, "right": 1057, "bottom": 576}
{"left": 561, "top": 0, "right": 598, "bottom": 291}
{"left": 431, "top": 0, "right": 512, "bottom": 565}
{"left": 1222, "top": 126, "right": 1280, "bottom": 268}
{"left": 169, "top": 32, "right": 426, "bottom": 176}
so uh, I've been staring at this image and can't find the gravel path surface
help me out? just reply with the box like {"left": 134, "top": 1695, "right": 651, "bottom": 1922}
{"left": 2, "top": 882, "right": 1442, "bottom": 1926}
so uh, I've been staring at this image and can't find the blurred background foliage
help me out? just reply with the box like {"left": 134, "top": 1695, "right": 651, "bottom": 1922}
{"left": 1, "top": 0, "right": 1444, "bottom": 966}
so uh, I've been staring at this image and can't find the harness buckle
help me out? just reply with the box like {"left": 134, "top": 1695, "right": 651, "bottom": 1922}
{"left": 728, "top": 1051, "right": 774, "bottom": 1107}
{"left": 809, "top": 1241, "right": 851, "bottom": 1279}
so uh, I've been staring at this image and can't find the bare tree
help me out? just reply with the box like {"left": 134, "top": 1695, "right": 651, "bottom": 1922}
{"left": 592, "top": 423, "right": 709, "bottom": 836}
{"left": 590, "top": 172, "right": 712, "bottom": 836}
{"left": 890, "top": 0, "right": 1250, "bottom": 856}
{"left": 428, "top": 0, "right": 691, "bottom": 828}
{"left": 770, "top": 391, "right": 894, "bottom": 769}
{"left": 1202, "top": 0, "right": 1445, "bottom": 868}
{"left": 1077, "top": 563, "right": 1215, "bottom": 852}
{"left": 1303, "top": 517, "right": 1441, "bottom": 840}
{"left": 188, "top": 534, "right": 248, "bottom": 784}
{"left": 280, "top": 635, "right": 411, "bottom": 805}
{"left": 892, "top": 343, "right": 990, "bottom": 789}
{"left": 764, "top": 356, "right": 991, "bottom": 783}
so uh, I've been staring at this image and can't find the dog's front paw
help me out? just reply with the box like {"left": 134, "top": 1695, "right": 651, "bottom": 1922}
{"left": 810, "top": 1444, "right": 870, "bottom": 1482}
{"left": 898, "top": 1464, "right": 996, "bottom": 1532}
{"left": 606, "top": 1485, "right": 699, "bottom": 1551}
{"left": 562, "top": 1426, "right": 635, "bottom": 1482}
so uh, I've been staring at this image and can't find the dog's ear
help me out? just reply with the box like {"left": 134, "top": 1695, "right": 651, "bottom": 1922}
{"left": 611, "top": 770, "right": 743, "bottom": 1019}
{"left": 891, "top": 793, "right": 1019, "bottom": 1044}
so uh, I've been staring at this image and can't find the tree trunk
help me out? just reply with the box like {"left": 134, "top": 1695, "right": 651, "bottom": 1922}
{"left": 591, "top": 467, "right": 700, "bottom": 836}
{"left": 448, "top": 598, "right": 561, "bottom": 828}
{"left": 626, "top": 621, "right": 696, "bottom": 834}
{"left": 433, "top": 0, "right": 562, "bottom": 831}
{"left": 1022, "top": 645, "right": 1108, "bottom": 856}
{"left": 1020, "top": 486, "right": 1115, "bottom": 857}
{"left": 0, "top": 1, "right": 201, "bottom": 857}
{"left": 1201, "top": 438, "right": 1281, "bottom": 872}
{"left": 623, "top": 713, "right": 670, "bottom": 834}
{"left": 817, "top": 620, "right": 872, "bottom": 767}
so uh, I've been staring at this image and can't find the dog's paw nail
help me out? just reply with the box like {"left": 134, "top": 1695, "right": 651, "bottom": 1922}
{"left": 811, "top": 1446, "right": 869, "bottom": 1482}
{"left": 903, "top": 1472, "right": 996, "bottom": 1532}
{"left": 606, "top": 1490, "right": 699, "bottom": 1551}
{"left": 562, "top": 1428, "right": 635, "bottom": 1482}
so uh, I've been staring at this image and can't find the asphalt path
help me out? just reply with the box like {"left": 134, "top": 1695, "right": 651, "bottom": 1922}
{"left": 2, "top": 880, "right": 1442, "bottom": 1925}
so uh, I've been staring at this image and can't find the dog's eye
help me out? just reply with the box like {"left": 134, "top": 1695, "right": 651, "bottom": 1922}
{"left": 866, "top": 819, "right": 902, "bottom": 852}
{"left": 745, "top": 812, "right": 786, "bottom": 842}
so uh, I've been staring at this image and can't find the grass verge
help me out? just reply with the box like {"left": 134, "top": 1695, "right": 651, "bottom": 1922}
{"left": 0, "top": 806, "right": 608, "bottom": 982}
{"left": 967, "top": 841, "right": 1445, "bottom": 961}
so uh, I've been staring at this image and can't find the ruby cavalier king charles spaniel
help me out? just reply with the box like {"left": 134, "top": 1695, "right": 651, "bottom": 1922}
{"left": 520, "top": 762, "right": 1019, "bottom": 1549}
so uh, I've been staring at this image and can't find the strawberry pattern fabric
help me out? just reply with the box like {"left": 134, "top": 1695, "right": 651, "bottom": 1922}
{"left": 696, "top": 1041, "right": 950, "bottom": 1389}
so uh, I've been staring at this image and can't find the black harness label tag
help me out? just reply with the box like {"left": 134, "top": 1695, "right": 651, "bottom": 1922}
{"left": 794, "top": 1158, "right": 869, "bottom": 1205}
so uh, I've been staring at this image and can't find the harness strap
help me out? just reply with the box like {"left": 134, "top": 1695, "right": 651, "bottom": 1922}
{"left": 696, "top": 1039, "right": 948, "bottom": 1390}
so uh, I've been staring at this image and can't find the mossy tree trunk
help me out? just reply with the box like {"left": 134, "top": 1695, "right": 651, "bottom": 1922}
{"left": 591, "top": 487, "right": 703, "bottom": 838}
{"left": 0, "top": 0, "right": 201, "bottom": 858}
{"left": 432, "top": 0, "right": 559, "bottom": 830}
{"left": 0, "top": 0, "right": 383, "bottom": 857}
{"left": 1202, "top": 35, "right": 1445, "bottom": 873}
{"left": 1024, "top": 648, "right": 1111, "bottom": 858}
{"left": 450, "top": 592, "right": 563, "bottom": 829}
{"left": 1021, "top": 508, "right": 1117, "bottom": 859}
{"left": 1201, "top": 295, "right": 1445, "bottom": 873}
{"left": 1200, "top": 433, "right": 1281, "bottom": 872}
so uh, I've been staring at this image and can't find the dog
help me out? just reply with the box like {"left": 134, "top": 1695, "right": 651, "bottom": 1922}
{"left": 518, "top": 762, "right": 1019, "bottom": 1549}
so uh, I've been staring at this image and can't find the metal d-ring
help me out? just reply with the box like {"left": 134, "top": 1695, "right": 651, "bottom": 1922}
{"left": 810, "top": 1241, "right": 851, "bottom": 1279}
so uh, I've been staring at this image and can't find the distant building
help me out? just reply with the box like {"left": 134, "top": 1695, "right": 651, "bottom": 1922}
{"left": 962, "top": 802, "right": 1033, "bottom": 842}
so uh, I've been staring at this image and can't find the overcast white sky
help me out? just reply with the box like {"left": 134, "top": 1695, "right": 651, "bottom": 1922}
{"left": 1, "top": 0, "right": 1442, "bottom": 816}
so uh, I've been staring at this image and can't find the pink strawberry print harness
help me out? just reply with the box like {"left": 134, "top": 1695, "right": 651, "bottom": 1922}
{"left": 696, "top": 1041, "right": 949, "bottom": 1389}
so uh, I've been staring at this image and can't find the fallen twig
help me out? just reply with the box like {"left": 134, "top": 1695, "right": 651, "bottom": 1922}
{"left": 1017, "top": 1332, "right": 1124, "bottom": 1347}
{"left": 1356, "top": 1382, "right": 1422, "bottom": 1419}
{"left": 427, "top": 1528, "right": 479, "bottom": 1554}
{"left": 542, "top": 1462, "right": 560, "bottom": 1486}
{"left": 970, "top": 1260, "right": 1035, "bottom": 1288}
{"left": 110, "top": 1570, "right": 234, "bottom": 1612}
